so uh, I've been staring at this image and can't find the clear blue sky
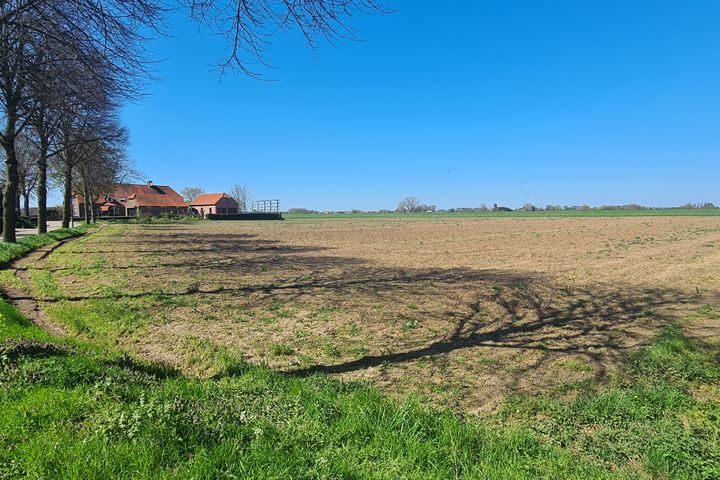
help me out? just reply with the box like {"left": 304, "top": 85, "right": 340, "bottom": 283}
{"left": 113, "top": 0, "right": 720, "bottom": 211}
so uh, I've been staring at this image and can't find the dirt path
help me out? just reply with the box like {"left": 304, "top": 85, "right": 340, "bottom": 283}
{"left": 0, "top": 234, "right": 91, "bottom": 337}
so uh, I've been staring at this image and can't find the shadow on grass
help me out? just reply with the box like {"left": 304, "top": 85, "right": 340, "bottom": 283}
{"left": 0, "top": 338, "right": 72, "bottom": 364}
{"left": 103, "top": 353, "right": 181, "bottom": 380}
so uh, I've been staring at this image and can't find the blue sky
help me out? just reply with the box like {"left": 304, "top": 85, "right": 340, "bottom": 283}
{"left": 111, "top": 1, "right": 720, "bottom": 211}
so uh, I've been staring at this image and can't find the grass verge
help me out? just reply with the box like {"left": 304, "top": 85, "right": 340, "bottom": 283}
{"left": 0, "top": 224, "right": 96, "bottom": 267}
{"left": 1, "top": 296, "right": 718, "bottom": 478}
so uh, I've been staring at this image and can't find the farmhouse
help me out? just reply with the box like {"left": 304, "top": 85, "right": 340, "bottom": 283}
{"left": 73, "top": 181, "right": 190, "bottom": 217}
{"left": 189, "top": 193, "right": 239, "bottom": 216}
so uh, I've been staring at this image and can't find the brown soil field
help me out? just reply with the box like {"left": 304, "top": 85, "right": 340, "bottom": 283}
{"left": 16, "top": 216, "right": 720, "bottom": 412}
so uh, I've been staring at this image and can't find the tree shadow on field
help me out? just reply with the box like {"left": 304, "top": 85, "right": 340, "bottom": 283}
{"left": 24, "top": 230, "right": 334, "bottom": 272}
{"left": 38, "top": 223, "right": 705, "bottom": 397}
{"left": 102, "top": 353, "right": 181, "bottom": 380}
{"left": 288, "top": 279, "right": 693, "bottom": 386}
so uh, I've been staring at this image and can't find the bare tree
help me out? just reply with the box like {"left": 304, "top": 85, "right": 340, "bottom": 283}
{"left": 27, "top": 95, "right": 63, "bottom": 232}
{"left": 183, "top": 0, "right": 385, "bottom": 75}
{"left": 50, "top": 93, "right": 124, "bottom": 228}
{"left": 0, "top": 0, "right": 383, "bottom": 240}
{"left": 0, "top": 0, "right": 160, "bottom": 240}
{"left": 180, "top": 186, "right": 205, "bottom": 203}
{"left": 15, "top": 133, "right": 38, "bottom": 216}
{"left": 73, "top": 121, "right": 129, "bottom": 224}
{"left": 0, "top": 2, "right": 37, "bottom": 240}
{"left": 229, "top": 184, "right": 251, "bottom": 212}
{"left": 27, "top": 29, "right": 91, "bottom": 233}
{"left": 396, "top": 196, "right": 420, "bottom": 213}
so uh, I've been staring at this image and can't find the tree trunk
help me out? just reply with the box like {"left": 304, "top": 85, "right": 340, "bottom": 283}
{"left": 23, "top": 194, "right": 29, "bottom": 217}
{"left": 37, "top": 136, "right": 48, "bottom": 234}
{"left": 81, "top": 168, "right": 90, "bottom": 225}
{"left": 89, "top": 188, "right": 96, "bottom": 223}
{"left": 2, "top": 136, "right": 18, "bottom": 243}
{"left": 61, "top": 160, "right": 72, "bottom": 229}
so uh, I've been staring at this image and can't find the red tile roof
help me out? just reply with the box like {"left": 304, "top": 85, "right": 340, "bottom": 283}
{"left": 190, "top": 193, "right": 234, "bottom": 206}
{"left": 99, "top": 184, "right": 187, "bottom": 208}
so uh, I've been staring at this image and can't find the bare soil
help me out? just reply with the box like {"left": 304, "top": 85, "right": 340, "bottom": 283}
{"left": 17, "top": 216, "right": 720, "bottom": 412}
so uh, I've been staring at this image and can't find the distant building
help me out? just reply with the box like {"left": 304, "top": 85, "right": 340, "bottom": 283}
{"left": 491, "top": 203, "right": 513, "bottom": 212}
{"left": 73, "top": 181, "right": 189, "bottom": 217}
{"left": 189, "top": 193, "right": 239, "bottom": 216}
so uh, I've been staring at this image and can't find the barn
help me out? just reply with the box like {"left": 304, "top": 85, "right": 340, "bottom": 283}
{"left": 73, "top": 181, "right": 190, "bottom": 217}
{"left": 189, "top": 193, "right": 239, "bottom": 216}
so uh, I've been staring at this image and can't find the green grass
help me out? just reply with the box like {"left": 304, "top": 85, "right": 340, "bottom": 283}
{"left": 270, "top": 342, "right": 294, "bottom": 356}
{"left": 42, "top": 298, "right": 153, "bottom": 343}
{"left": 0, "top": 300, "right": 592, "bottom": 479}
{"left": 283, "top": 208, "right": 720, "bottom": 221}
{"left": 1, "top": 298, "right": 718, "bottom": 478}
{"left": 558, "top": 358, "right": 595, "bottom": 373}
{"left": 502, "top": 324, "right": 720, "bottom": 479}
{"left": 0, "top": 224, "right": 95, "bottom": 266}
{"left": 178, "top": 336, "right": 246, "bottom": 377}
{"left": 0, "top": 270, "right": 25, "bottom": 290}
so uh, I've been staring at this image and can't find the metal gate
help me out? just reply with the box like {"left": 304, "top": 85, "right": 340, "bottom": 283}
{"left": 251, "top": 199, "right": 280, "bottom": 214}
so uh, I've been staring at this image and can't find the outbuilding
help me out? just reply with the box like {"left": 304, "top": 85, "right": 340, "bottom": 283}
{"left": 190, "top": 193, "right": 239, "bottom": 216}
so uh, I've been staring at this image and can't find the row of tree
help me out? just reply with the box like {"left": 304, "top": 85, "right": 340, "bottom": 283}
{"left": 403, "top": 200, "right": 719, "bottom": 213}
{"left": 0, "top": 0, "right": 378, "bottom": 242}
{"left": 0, "top": 1, "right": 158, "bottom": 241}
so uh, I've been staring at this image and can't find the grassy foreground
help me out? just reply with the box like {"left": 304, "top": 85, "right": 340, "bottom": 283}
{"left": 1, "top": 297, "right": 719, "bottom": 478}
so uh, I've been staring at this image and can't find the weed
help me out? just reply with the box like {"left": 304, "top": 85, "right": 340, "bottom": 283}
{"left": 322, "top": 342, "right": 341, "bottom": 358}
{"left": 402, "top": 317, "right": 419, "bottom": 330}
{"left": 266, "top": 298, "right": 283, "bottom": 312}
{"left": 308, "top": 306, "right": 339, "bottom": 321}
{"left": 344, "top": 322, "right": 361, "bottom": 335}
{"left": 696, "top": 305, "right": 717, "bottom": 319}
{"left": 29, "top": 270, "right": 63, "bottom": 300}
{"left": 349, "top": 346, "right": 370, "bottom": 357}
{"left": 477, "top": 356, "right": 498, "bottom": 367}
{"left": 178, "top": 336, "right": 247, "bottom": 377}
{"left": 0, "top": 270, "right": 24, "bottom": 290}
{"left": 559, "top": 358, "right": 595, "bottom": 373}
{"left": 270, "top": 343, "right": 294, "bottom": 356}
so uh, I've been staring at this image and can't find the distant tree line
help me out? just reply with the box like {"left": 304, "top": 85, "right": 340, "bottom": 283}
{"left": 445, "top": 202, "right": 718, "bottom": 213}
{"left": 286, "top": 201, "right": 718, "bottom": 215}
{"left": 287, "top": 208, "right": 319, "bottom": 214}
